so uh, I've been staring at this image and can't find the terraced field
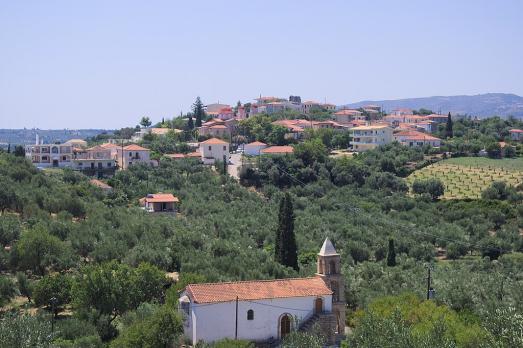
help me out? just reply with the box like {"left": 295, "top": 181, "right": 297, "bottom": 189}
{"left": 406, "top": 157, "right": 523, "bottom": 199}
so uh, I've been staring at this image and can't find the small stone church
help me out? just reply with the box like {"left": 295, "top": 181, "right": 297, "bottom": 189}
{"left": 178, "top": 238, "right": 345, "bottom": 345}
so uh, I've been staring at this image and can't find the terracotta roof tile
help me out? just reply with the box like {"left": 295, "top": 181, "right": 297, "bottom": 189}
{"left": 246, "top": 141, "right": 267, "bottom": 146}
{"left": 261, "top": 146, "right": 294, "bottom": 154}
{"left": 144, "top": 193, "right": 179, "bottom": 203}
{"left": 123, "top": 144, "right": 149, "bottom": 151}
{"left": 394, "top": 130, "right": 441, "bottom": 141}
{"left": 186, "top": 277, "right": 332, "bottom": 304}
{"left": 201, "top": 138, "right": 229, "bottom": 145}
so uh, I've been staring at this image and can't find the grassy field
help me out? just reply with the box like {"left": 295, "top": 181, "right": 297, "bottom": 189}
{"left": 406, "top": 157, "right": 523, "bottom": 199}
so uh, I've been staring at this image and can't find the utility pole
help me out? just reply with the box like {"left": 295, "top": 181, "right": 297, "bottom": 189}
{"left": 235, "top": 296, "right": 239, "bottom": 339}
{"left": 426, "top": 265, "right": 435, "bottom": 300}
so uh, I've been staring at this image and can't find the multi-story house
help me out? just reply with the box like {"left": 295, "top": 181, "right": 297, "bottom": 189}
{"left": 333, "top": 109, "right": 363, "bottom": 123}
{"left": 26, "top": 142, "right": 73, "bottom": 168}
{"left": 72, "top": 145, "right": 116, "bottom": 176}
{"left": 116, "top": 144, "right": 155, "bottom": 169}
{"left": 198, "top": 119, "right": 237, "bottom": 139}
{"left": 424, "top": 114, "right": 449, "bottom": 124}
{"left": 350, "top": 125, "right": 393, "bottom": 152}
{"left": 301, "top": 100, "right": 322, "bottom": 114}
{"left": 199, "top": 138, "right": 230, "bottom": 165}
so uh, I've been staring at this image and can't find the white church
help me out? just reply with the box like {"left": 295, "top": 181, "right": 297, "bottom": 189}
{"left": 178, "top": 238, "right": 345, "bottom": 345}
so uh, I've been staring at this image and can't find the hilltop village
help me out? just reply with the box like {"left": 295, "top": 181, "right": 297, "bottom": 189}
{"left": 1, "top": 95, "right": 523, "bottom": 348}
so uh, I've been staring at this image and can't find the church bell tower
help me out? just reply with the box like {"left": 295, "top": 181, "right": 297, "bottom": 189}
{"left": 316, "top": 238, "right": 345, "bottom": 334}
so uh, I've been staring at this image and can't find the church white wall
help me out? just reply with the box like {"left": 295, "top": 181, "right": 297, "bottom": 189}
{"left": 187, "top": 295, "right": 332, "bottom": 344}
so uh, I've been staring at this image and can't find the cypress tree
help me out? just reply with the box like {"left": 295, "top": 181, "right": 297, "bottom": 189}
{"left": 193, "top": 97, "right": 205, "bottom": 128}
{"left": 446, "top": 112, "right": 453, "bottom": 138}
{"left": 387, "top": 238, "right": 396, "bottom": 267}
{"left": 6, "top": 144, "right": 10, "bottom": 154}
{"left": 187, "top": 115, "right": 194, "bottom": 130}
{"left": 275, "top": 193, "right": 299, "bottom": 271}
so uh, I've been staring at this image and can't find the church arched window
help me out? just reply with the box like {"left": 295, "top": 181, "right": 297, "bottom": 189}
{"left": 329, "top": 260, "right": 336, "bottom": 274}
{"left": 247, "top": 309, "right": 254, "bottom": 320}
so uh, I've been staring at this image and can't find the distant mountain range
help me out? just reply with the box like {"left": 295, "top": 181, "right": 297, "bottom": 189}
{"left": 343, "top": 93, "right": 523, "bottom": 118}
{"left": 0, "top": 129, "right": 111, "bottom": 146}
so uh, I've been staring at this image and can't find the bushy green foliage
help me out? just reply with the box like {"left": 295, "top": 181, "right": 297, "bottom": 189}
{"left": 0, "top": 276, "right": 17, "bottom": 306}
{"left": 412, "top": 178, "right": 445, "bottom": 200}
{"left": 345, "top": 293, "right": 489, "bottom": 348}
{"left": 73, "top": 261, "right": 167, "bottom": 321}
{"left": 109, "top": 305, "right": 183, "bottom": 348}
{"left": 33, "top": 273, "right": 73, "bottom": 314}
{"left": 13, "top": 226, "right": 75, "bottom": 275}
{"left": 0, "top": 138, "right": 521, "bottom": 345}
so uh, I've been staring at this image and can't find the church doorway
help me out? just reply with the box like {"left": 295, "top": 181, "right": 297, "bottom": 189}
{"left": 280, "top": 314, "right": 291, "bottom": 338}
{"left": 314, "top": 297, "right": 323, "bottom": 314}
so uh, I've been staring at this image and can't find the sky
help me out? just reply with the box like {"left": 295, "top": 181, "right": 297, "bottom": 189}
{"left": 1, "top": 0, "right": 522, "bottom": 129}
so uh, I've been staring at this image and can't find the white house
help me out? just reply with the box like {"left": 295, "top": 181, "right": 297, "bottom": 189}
{"left": 509, "top": 129, "right": 523, "bottom": 141}
{"left": 139, "top": 193, "right": 179, "bottom": 213}
{"left": 116, "top": 144, "right": 155, "bottom": 169}
{"left": 350, "top": 125, "right": 393, "bottom": 152}
{"left": 393, "top": 130, "right": 441, "bottom": 147}
{"left": 199, "top": 138, "right": 230, "bottom": 165}
{"left": 244, "top": 141, "right": 267, "bottom": 156}
{"left": 179, "top": 238, "right": 345, "bottom": 345}
{"left": 26, "top": 141, "right": 73, "bottom": 168}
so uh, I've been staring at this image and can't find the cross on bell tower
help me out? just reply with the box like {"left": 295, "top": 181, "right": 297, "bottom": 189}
{"left": 316, "top": 238, "right": 345, "bottom": 335}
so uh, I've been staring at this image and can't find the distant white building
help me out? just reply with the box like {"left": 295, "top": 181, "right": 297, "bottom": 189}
{"left": 509, "top": 129, "right": 523, "bottom": 141}
{"left": 393, "top": 130, "right": 441, "bottom": 147}
{"left": 199, "top": 138, "right": 230, "bottom": 165}
{"left": 244, "top": 141, "right": 267, "bottom": 156}
{"left": 116, "top": 144, "right": 156, "bottom": 169}
{"left": 26, "top": 140, "right": 73, "bottom": 168}
{"left": 350, "top": 125, "right": 393, "bottom": 151}
{"left": 179, "top": 238, "right": 345, "bottom": 345}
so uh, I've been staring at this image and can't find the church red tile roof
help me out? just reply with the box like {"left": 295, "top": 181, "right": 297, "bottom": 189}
{"left": 186, "top": 277, "right": 332, "bottom": 304}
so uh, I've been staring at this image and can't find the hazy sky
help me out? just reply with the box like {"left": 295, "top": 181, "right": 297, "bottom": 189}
{"left": 1, "top": 0, "right": 522, "bottom": 129}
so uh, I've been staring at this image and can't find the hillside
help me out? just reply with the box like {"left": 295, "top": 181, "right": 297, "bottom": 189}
{"left": 0, "top": 129, "right": 113, "bottom": 146}
{"left": 344, "top": 93, "right": 523, "bottom": 118}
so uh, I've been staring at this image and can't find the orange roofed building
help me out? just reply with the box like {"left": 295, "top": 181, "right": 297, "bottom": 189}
{"left": 178, "top": 238, "right": 345, "bottom": 345}
{"left": 261, "top": 146, "right": 294, "bottom": 155}
{"left": 140, "top": 193, "right": 179, "bottom": 213}
{"left": 200, "top": 138, "right": 230, "bottom": 165}
{"left": 116, "top": 144, "right": 157, "bottom": 169}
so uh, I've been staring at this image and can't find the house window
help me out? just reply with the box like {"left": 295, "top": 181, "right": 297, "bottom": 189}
{"left": 52, "top": 147, "right": 58, "bottom": 154}
{"left": 129, "top": 152, "right": 132, "bottom": 157}
{"left": 107, "top": 162, "right": 111, "bottom": 167}
{"left": 62, "top": 156, "right": 67, "bottom": 161}
{"left": 208, "top": 146, "right": 211, "bottom": 151}
{"left": 223, "top": 146, "right": 226, "bottom": 151}
{"left": 247, "top": 309, "right": 254, "bottom": 320}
